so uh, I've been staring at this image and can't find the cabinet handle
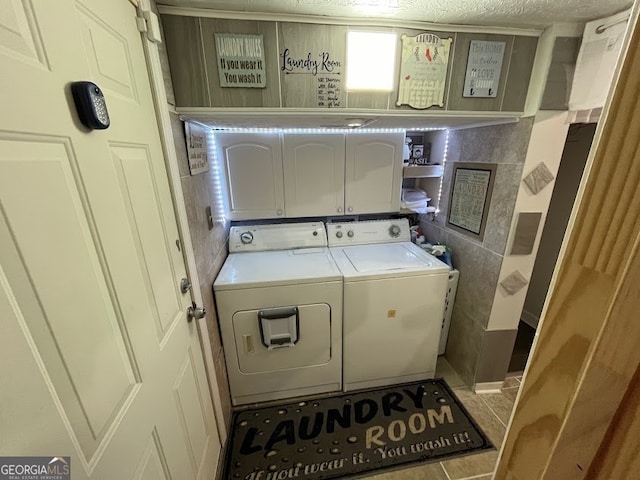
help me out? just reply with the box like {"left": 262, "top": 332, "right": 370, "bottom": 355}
{"left": 277, "top": 209, "right": 283, "bottom": 216}
{"left": 347, "top": 206, "right": 353, "bottom": 212}
{"left": 337, "top": 207, "right": 343, "bottom": 213}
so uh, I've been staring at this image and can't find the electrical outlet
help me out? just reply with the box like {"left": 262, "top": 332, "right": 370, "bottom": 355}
{"left": 205, "top": 206, "right": 214, "bottom": 230}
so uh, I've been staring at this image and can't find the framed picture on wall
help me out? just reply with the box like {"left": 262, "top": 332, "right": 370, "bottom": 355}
{"left": 446, "top": 163, "right": 497, "bottom": 240}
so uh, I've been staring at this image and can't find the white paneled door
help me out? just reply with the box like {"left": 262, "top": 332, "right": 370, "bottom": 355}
{"left": 0, "top": 0, "right": 220, "bottom": 479}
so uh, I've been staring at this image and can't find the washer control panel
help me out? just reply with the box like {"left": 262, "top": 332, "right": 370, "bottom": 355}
{"left": 327, "top": 219, "right": 410, "bottom": 246}
{"left": 230, "top": 223, "right": 327, "bottom": 252}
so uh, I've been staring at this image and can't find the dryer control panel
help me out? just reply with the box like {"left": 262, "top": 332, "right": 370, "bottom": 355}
{"left": 229, "top": 222, "right": 327, "bottom": 252}
{"left": 327, "top": 219, "right": 411, "bottom": 246}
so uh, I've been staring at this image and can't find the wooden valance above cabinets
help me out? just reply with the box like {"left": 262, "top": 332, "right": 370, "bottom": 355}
{"left": 159, "top": 10, "right": 540, "bottom": 123}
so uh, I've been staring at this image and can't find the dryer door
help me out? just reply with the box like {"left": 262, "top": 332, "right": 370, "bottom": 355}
{"left": 233, "top": 303, "right": 332, "bottom": 373}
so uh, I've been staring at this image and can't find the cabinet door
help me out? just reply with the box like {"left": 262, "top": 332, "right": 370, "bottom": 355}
{"left": 217, "top": 133, "right": 285, "bottom": 220}
{"left": 283, "top": 134, "right": 345, "bottom": 217}
{"left": 345, "top": 133, "right": 404, "bottom": 214}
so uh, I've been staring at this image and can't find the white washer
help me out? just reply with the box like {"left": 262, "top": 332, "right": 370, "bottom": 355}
{"left": 214, "top": 223, "right": 343, "bottom": 406}
{"left": 327, "top": 219, "right": 449, "bottom": 392}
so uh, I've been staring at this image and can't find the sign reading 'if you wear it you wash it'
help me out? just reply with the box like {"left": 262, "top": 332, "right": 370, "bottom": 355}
{"left": 215, "top": 33, "right": 266, "bottom": 87}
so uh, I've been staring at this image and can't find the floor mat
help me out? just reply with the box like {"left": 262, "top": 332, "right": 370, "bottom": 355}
{"left": 224, "top": 379, "right": 493, "bottom": 480}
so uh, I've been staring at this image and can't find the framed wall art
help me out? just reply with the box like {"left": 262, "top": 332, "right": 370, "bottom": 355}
{"left": 446, "top": 163, "right": 497, "bottom": 240}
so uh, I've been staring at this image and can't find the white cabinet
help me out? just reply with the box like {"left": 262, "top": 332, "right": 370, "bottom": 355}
{"left": 217, "top": 133, "right": 285, "bottom": 220}
{"left": 283, "top": 134, "right": 345, "bottom": 217}
{"left": 345, "top": 132, "right": 404, "bottom": 214}
{"left": 218, "top": 132, "right": 403, "bottom": 220}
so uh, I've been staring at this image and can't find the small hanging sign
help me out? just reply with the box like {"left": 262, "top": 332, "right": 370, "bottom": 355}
{"left": 462, "top": 40, "right": 506, "bottom": 98}
{"left": 214, "top": 33, "right": 266, "bottom": 88}
{"left": 396, "top": 33, "right": 453, "bottom": 109}
{"left": 184, "top": 122, "right": 209, "bottom": 175}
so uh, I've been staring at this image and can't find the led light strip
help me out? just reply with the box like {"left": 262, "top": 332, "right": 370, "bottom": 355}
{"left": 435, "top": 129, "right": 450, "bottom": 215}
{"left": 206, "top": 129, "right": 229, "bottom": 222}
{"left": 210, "top": 127, "right": 445, "bottom": 134}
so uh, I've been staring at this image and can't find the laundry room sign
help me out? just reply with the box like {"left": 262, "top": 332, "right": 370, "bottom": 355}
{"left": 280, "top": 46, "right": 343, "bottom": 108}
{"left": 278, "top": 23, "right": 346, "bottom": 108}
{"left": 215, "top": 33, "right": 266, "bottom": 87}
{"left": 224, "top": 380, "right": 492, "bottom": 480}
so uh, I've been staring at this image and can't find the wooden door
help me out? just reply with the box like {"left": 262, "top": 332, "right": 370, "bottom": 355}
{"left": 0, "top": 0, "right": 220, "bottom": 478}
{"left": 216, "top": 132, "right": 285, "bottom": 220}
{"left": 345, "top": 133, "right": 404, "bottom": 214}
{"left": 495, "top": 6, "right": 640, "bottom": 480}
{"left": 283, "top": 134, "right": 345, "bottom": 217}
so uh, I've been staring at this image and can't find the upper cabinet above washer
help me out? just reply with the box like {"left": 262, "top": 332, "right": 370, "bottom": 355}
{"left": 217, "top": 132, "right": 404, "bottom": 220}
{"left": 283, "top": 134, "right": 345, "bottom": 217}
{"left": 345, "top": 133, "right": 404, "bottom": 215}
{"left": 216, "top": 133, "right": 285, "bottom": 220}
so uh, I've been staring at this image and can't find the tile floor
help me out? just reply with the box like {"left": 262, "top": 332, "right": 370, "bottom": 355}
{"left": 362, "top": 357, "right": 521, "bottom": 480}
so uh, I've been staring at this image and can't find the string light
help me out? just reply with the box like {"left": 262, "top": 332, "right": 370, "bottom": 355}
{"left": 435, "top": 129, "right": 450, "bottom": 216}
{"left": 206, "top": 129, "right": 229, "bottom": 222}
{"left": 210, "top": 127, "right": 445, "bottom": 134}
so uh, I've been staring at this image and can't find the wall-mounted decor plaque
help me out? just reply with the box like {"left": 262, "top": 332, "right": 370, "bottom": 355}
{"left": 462, "top": 40, "right": 506, "bottom": 98}
{"left": 184, "top": 122, "right": 209, "bottom": 175}
{"left": 447, "top": 163, "right": 497, "bottom": 240}
{"left": 279, "top": 23, "right": 345, "bottom": 109}
{"left": 396, "top": 33, "right": 453, "bottom": 109}
{"left": 215, "top": 33, "right": 266, "bottom": 88}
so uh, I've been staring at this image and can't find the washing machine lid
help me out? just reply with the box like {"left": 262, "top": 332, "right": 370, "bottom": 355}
{"left": 331, "top": 242, "right": 449, "bottom": 281}
{"left": 214, "top": 247, "right": 342, "bottom": 290}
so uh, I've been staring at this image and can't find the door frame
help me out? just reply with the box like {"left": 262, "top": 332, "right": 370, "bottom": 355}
{"left": 496, "top": 2, "right": 640, "bottom": 478}
{"left": 135, "top": 0, "right": 227, "bottom": 444}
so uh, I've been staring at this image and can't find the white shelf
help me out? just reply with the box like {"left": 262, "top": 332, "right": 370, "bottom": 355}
{"left": 403, "top": 165, "right": 444, "bottom": 178}
{"left": 400, "top": 206, "right": 437, "bottom": 214}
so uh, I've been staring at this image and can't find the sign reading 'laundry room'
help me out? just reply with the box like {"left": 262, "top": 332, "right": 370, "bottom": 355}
{"left": 215, "top": 33, "right": 266, "bottom": 87}
{"left": 280, "top": 46, "right": 343, "bottom": 108}
{"left": 224, "top": 380, "right": 492, "bottom": 480}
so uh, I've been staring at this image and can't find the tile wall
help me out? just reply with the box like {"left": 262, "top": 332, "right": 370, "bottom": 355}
{"left": 420, "top": 118, "right": 534, "bottom": 385}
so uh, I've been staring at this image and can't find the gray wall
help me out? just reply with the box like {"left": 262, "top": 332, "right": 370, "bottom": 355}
{"left": 161, "top": 13, "right": 536, "bottom": 112}
{"left": 540, "top": 37, "right": 580, "bottom": 111}
{"left": 522, "top": 123, "right": 595, "bottom": 327}
{"left": 170, "top": 113, "right": 233, "bottom": 428}
{"left": 420, "top": 118, "right": 534, "bottom": 385}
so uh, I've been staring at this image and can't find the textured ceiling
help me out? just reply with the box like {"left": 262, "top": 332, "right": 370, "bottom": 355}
{"left": 158, "top": 0, "right": 632, "bottom": 28}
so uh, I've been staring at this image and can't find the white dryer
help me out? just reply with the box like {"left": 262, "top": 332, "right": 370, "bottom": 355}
{"left": 214, "top": 223, "right": 343, "bottom": 406}
{"left": 327, "top": 219, "right": 449, "bottom": 392}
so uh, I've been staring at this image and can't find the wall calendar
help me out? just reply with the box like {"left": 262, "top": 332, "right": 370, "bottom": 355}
{"left": 396, "top": 33, "right": 453, "bottom": 109}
